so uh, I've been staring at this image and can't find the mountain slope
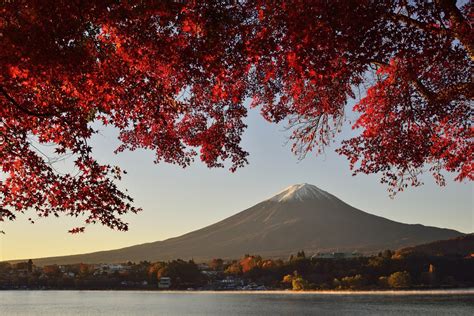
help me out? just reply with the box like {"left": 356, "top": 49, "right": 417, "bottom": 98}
{"left": 18, "top": 184, "right": 463, "bottom": 265}
{"left": 395, "top": 234, "right": 474, "bottom": 258}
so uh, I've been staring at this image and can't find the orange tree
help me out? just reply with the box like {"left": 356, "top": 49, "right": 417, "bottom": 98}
{"left": 1, "top": 1, "right": 472, "bottom": 231}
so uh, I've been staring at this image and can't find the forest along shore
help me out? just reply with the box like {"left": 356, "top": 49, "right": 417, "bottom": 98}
{"left": 2, "top": 250, "right": 474, "bottom": 291}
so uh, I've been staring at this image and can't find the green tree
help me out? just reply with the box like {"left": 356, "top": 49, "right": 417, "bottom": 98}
{"left": 27, "top": 259, "right": 33, "bottom": 273}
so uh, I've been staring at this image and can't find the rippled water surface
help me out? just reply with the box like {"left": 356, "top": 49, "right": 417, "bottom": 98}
{"left": 1, "top": 289, "right": 473, "bottom": 315}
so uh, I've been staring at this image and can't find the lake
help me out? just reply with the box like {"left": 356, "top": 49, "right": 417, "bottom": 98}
{"left": 1, "top": 289, "right": 473, "bottom": 315}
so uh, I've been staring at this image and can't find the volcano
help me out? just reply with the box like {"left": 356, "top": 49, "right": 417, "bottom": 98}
{"left": 23, "top": 184, "right": 463, "bottom": 265}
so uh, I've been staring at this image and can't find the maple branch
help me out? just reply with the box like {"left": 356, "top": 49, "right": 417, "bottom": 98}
{"left": 437, "top": 82, "right": 474, "bottom": 101}
{"left": 409, "top": 77, "right": 436, "bottom": 101}
{"left": 0, "top": 85, "right": 58, "bottom": 117}
{"left": 363, "top": 60, "right": 472, "bottom": 103}
{"left": 406, "top": 73, "right": 472, "bottom": 104}
{"left": 407, "top": 77, "right": 473, "bottom": 104}
{"left": 388, "top": 13, "right": 450, "bottom": 37}
{"left": 435, "top": 0, "right": 474, "bottom": 59}
{"left": 389, "top": 2, "right": 473, "bottom": 60}
{"left": 365, "top": 59, "right": 389, "bottom": 67}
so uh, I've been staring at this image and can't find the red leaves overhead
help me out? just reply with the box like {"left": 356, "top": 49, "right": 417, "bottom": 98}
{"left": 1, "top": 1, "right": 472, "bottom": 230}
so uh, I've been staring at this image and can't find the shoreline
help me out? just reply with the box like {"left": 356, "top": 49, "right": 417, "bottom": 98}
{"left": 2, "top": 288, "right": 474, "bottom": 295}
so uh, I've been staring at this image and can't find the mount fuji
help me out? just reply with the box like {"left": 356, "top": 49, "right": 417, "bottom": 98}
{"left": 22, "top": 183, "right": 463, "bottom": 265}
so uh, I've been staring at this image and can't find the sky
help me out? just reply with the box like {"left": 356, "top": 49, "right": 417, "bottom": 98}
{"left": 1, "top": 100, "right": 473, "bottom": 261}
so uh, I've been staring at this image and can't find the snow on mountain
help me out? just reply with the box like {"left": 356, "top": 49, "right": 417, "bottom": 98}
{"left": 268, "top": 183, "right": 332, "bottom": 202}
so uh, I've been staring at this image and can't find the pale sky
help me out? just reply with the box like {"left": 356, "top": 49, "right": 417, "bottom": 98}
{"left": 1, "top": 100, "right": 473, "bottom": 261}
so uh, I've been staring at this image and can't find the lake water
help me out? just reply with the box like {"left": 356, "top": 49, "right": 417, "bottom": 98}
{"left": 1, "top": 289, "right": 473, "bottom": 315}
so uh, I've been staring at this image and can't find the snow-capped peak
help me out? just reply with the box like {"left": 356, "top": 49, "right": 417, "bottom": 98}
{"left": 268, "top": 183, "right": 332, "bottom": 202}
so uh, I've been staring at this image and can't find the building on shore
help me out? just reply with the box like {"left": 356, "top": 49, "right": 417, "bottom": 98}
{"left": 158, "top": 277, "right": 171, "bottom": 289}
{"left": 311, "top": 252, "right": 362, "bottom": 260}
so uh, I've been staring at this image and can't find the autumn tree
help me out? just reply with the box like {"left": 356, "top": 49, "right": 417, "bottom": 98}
{"left": 282, "top": 271, "right": 309, "bottom": 291}
{"left": 209, "top": 258, "right": 224, "bottom": 271}
{"left": 240, "top": 255, "right": 262, "bottom": 273}
{"left": 388, "top": 271, "right": 412, "bottom": 288}
{"left": 43, "top": 264, "right": 60, "bottom": 277}
{"left": 1, "top": 1, "right": 472, "bottom": 231}
{"left": 341, "top": 274, "right": 367, "bottom": 289}
{"left": 78, "top": 263, "right": 91, "bottom": 277}
{"left": 224, "top": 261, "right": 242, "bottom": 275}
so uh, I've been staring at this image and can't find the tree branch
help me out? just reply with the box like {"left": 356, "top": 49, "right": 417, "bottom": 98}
{"left": 389, "top": 2, "right": 473, "bottom": 60}
{"left": 0, "top": 85, "right": 58, "bottom": 117}
{"left": 388, "top": 13, "right": 450, "bottom": 37}
{"left": 437, "top": 82, "right": 474, "bottom": 102}
{"left": 435, "top": 0, "right": 473, "bottom": 59}
{"left": 363, "top": 59, "right": 472, "bottom": 104}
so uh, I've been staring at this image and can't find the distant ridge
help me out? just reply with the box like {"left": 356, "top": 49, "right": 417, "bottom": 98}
{"left": 395, "top": 234, "right": 474, "bottom": 258}
{"left": 11, "top": 183, "right": 463, "bottom": 265}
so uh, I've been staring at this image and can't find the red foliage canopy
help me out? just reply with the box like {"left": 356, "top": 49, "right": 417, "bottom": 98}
{"left": 1, "top": 1, "right": 472, "bottom": 231}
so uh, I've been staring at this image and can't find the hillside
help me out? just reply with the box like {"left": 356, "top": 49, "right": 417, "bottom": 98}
{"left": 395, "top": 234, "right": 474, "bottom": 258}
